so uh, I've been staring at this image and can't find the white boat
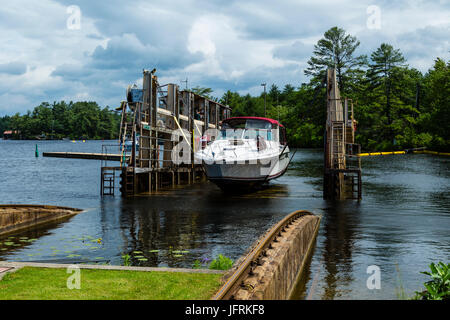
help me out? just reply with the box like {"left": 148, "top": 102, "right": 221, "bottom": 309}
{"left": 194, "top": 117, "right": 290, "bottom": 190}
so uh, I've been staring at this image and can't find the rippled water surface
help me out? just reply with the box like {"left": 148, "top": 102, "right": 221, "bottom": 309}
{"left": 0, "top": 139, "right": 448, "bottom": 299}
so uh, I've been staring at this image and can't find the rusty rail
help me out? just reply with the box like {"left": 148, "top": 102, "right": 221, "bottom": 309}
{"left": 211, "top": 210, "right": 315, "bottom": 300}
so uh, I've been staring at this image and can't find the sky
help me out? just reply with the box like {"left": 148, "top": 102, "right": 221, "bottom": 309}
{"left": 0, "top": 0, "right": 449, "bottom": 116}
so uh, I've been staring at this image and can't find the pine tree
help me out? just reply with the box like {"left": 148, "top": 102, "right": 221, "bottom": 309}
{"left": 305, "top": 26, "right": 367, "bottom": 93}
{"left": 367, "top": 43, "right": 406, "bottom": 143}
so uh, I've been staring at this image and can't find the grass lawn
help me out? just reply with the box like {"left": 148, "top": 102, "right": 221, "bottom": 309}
{"left": 0, "top": 267, "right": 222, "bottom": 300}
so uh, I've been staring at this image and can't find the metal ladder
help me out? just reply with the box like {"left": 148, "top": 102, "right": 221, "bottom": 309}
{"left": 101, "top": 168, "right": 115, "bottom": 196}
{"left": 119, "top": 103, "right": 135, "bottom": 168}
{"left": 124, "top": 168, "right": 135, "bottom": 195}
{"left": 331, "top": 121, "right": 345, "bottom": 169}
{"left": 345, "top": 170, "right": 362, "bottom": 200}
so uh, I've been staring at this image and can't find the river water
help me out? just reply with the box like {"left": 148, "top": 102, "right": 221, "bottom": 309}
{"left": 0, "top": 139, "right": 448, "bottom": 299}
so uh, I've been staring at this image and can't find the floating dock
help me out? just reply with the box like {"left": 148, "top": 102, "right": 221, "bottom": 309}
{"left": 43, "top": 152, "right": 127, "bottom": 161}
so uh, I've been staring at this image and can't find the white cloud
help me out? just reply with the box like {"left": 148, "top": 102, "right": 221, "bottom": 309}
{"left": 0, "top": 0, "right": 449, "bottom": 115}
{"left": 185, "top": 14, "right": 287, "bottom": 85}
{"left": 187, "top": 17, "right": 217, "bottom": 56}
{"left": 0, "top": 0, "right": 105, "bottom": 114}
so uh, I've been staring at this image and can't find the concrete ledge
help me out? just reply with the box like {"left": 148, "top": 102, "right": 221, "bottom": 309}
{"left": 0, "top": 261, "right": 225, "bottom": 275}
{"left": 0, "top": 205, "right": 83, "bottom": 236}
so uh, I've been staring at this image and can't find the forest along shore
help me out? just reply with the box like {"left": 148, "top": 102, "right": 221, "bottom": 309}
{"left": 1, "top": 28, "right": 449, "bottom": 153}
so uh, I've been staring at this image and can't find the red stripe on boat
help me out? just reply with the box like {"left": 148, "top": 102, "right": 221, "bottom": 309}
{"left": 222, "top": 116, "right": 285, "bottom": 127}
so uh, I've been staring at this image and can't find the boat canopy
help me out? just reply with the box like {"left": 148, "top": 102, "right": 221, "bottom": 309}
{"left": 221, "top": 117, "right": 285, "bottom": 129}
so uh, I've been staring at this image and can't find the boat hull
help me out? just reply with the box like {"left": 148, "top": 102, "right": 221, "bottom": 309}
{"left": 201, "top": 150, "right": 290, "bottom": 189}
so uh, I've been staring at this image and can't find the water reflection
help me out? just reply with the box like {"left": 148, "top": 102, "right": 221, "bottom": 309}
{"left": 110, "top": 187, "right": 291, "bottom": 268}
{"left": 0, "top": 216, "right": 85, "bottom": 262}
{"left": 1, "top": 141, "right": 448, "bottom": 299}
{"left": 320, "top": 201, "right": 361, "bottom": 299}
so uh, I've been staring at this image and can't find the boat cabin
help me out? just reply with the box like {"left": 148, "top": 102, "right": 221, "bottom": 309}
{"left": 219, "top": 117, "right": 287, "bottom": 145}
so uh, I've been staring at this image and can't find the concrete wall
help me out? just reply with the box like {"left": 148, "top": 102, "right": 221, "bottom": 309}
{"left": 0, "top": 205, "right": 82, "bottom": 236}
{"left": 232, "top": 214, "right": 321, "bottom": 300}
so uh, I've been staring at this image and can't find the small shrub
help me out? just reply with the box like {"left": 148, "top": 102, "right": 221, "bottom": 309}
{"left": 414, "top": 262, "right": 450, "bottom": 300}
{"left": 121, "top": 254, "right": 131, "bottom": 266}
{"left": 208, "top": 254, "right": 233, "bottom": 271}
{"left": 192, "top": 260, "right": 201, "bottom": 269}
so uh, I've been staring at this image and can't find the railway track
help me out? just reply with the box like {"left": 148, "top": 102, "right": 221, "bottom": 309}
{"left": 212, "top": 210, "right": 318, "bottom": 300}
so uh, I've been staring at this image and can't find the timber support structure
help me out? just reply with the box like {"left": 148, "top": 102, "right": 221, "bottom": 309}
{"left": 101, "top": 69, "right": 232, "bottom": 196}
{"left": 323, "top": 69, "right": 362, "bottom": 200}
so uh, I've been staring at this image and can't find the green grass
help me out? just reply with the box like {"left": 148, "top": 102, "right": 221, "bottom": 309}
{"left": 0, "top": 267, "right": 222, "bottom": 300}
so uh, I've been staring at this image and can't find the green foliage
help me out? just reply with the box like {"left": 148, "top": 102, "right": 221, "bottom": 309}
{"left": 366, "top": 43, "right": 407, "bottom": 144}
{"left": 219, "top": 52, "right": 448, "bottom": 151}
{"left": 220, "top": 28, "right": 448, "bottom": 151}
{"left": 1, "top": 101, "right": 120, "bottom": 140}
{"left": 1, "top": 27, "right": 448, "bottom": 151}
{"left": 191, "top": 86, "right": 218, "bottom": 101}
{"left": 208, "top": 254, "right": 233, "bottom": 271}
{"left": 290, "top": 123, "right": 322, "bottom": 147}
{"left": 420, "top": 58, "right": 450, "bottom": 150}
{"left": 0, "top": 115, "right": 11, "bottom": 137}
{"left": 192, "top": 260, "right": 202, "bottom": 269}
{"left": 0, "top": 266, "right": 222, "bottom": 300}
{"left": 305, "top": 26, "right": 367, "bottom": 93}
{"left": 414, "top": 262, "right": 450, "bottom": 300}
{"left": 121, "top": 254, "right": 131, "bottom": 266}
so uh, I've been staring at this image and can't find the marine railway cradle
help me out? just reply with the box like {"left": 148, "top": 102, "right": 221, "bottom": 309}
{"left": 213, "top": 210, "right": 321, "bottom": 300}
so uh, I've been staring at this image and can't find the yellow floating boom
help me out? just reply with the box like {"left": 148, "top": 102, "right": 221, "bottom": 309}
{"left": 358, "top": 151, "right": 406, "bottom": 157}
{"left": 358, "top": 150, "right": 449, "bottom": 157}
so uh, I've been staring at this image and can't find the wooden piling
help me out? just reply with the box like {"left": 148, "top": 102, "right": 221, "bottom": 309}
{"left": 323, "top": 69, "right": 362, "bottom": 200}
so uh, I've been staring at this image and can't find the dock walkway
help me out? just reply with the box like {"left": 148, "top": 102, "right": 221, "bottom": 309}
{"left": 43, "top": 152, "right": 126, "bottom": 161}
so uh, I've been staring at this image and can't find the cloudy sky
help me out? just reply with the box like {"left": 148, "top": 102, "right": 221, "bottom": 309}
{"left": 0, "top": 0, "right": 449, "bottom": 116}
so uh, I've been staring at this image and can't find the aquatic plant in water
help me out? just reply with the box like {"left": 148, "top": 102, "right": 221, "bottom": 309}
{"left": 394, "top": 263, "right": 408, "bottom": 300}
{"left": 192, "top": 260, "right": 202, "bottom": 269}
{"left": 121, "top": 254, "right": 131, "bottom": 266}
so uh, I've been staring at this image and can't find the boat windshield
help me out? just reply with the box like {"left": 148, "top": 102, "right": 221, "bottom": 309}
{"left": 218, "top": 119, "right": 276, "bottom": 141}
{"left": 218, "top": 128, "right": 273, "bottom": 141}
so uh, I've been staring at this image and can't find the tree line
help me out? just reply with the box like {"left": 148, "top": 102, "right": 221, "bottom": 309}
{"left": 1, "top": 26, "right": 448, "bottom": 151}
{"left": 217, "top": 27, "right": 449, "bottom": 151}
{"left": 0, "top": 101, "right": 121, "bottom": 140}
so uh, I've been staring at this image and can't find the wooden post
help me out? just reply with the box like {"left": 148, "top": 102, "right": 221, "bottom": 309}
{"left": 100, "top": 167, "right": 104, "bottom": 196}
{"left": 149, "top": 172, "right": 152, "bottom": 192}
